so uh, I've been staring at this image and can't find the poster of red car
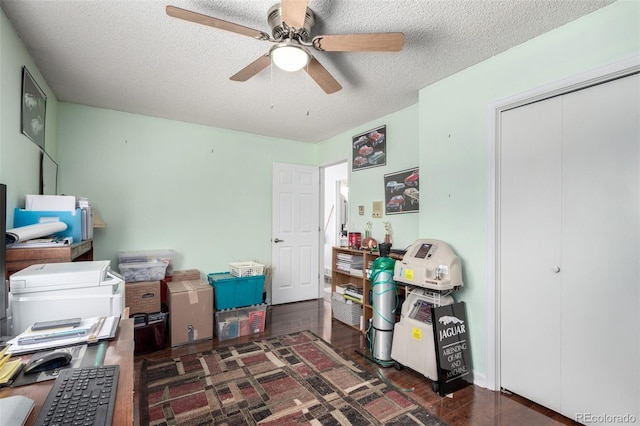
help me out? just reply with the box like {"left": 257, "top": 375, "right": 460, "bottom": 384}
{"left": 384, "top": 168, "right": 419, "bottom": 214}
{"left": 352, "top": 125, "right": 386, "bottom": 171}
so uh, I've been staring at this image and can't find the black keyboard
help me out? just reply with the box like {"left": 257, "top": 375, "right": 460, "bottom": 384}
{"left": 34, "top": 365, "right": 119, "bottom": 426}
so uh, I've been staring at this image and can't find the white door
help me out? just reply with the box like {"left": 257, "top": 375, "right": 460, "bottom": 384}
{"left": 500, "top": 74, "right": 640, "bottom": 420}
{"left": 271, "top": 163, "right": 320, "bottom": 305}
{"left": 559, "top": 74, "right": 639, "bottom": 417}
{"left": 500, "top": 96, "right": 564, "bottom": 411}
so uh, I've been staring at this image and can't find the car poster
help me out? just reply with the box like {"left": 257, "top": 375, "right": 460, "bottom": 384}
{"left": 384, "top": 168, "right": 419, "bottom": 215}
{"left": 352, "top": 125, "right": 386, "bottom": 171}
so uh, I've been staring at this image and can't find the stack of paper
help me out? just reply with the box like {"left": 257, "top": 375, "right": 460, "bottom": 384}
{"left": 336, "top": 253, "right": 364, "bottom": 275}
{"left": 349, "top": 255, "right": 364, "bottom": 277}
{"left": 25, "top": 194, "right": 76, "bottom": 211}
{"left": 6, "top": 316, "right": 119, "bottom": 355}
{"left": 336, "top": 253, "right": 353, "bottom": 272}
{"left": 0, "top": 345, "right": 22, "bottom": 386}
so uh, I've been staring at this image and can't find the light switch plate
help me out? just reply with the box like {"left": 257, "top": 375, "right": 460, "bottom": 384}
{"left": 359, "top": 205, "right": 365, "bottom": 216}
{"left": 372, "top": 201, "right": 383, "bottom": 217}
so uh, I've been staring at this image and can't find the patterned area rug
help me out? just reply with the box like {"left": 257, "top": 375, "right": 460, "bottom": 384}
{"left": 140, "top": 330, "right": 448, "bottom": 425}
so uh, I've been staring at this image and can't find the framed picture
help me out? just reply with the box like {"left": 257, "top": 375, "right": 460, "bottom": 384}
{"left": 40, "top": 151, "right": 58, "bottom": 195}
{"left": 384, "top": 167, "right": 419, "bottom": 215}
{"left": 352, "top": 125, "right": 386, "bottom": 171}
{"left": 21, "top": 66, "right": 46, "bottom": 150}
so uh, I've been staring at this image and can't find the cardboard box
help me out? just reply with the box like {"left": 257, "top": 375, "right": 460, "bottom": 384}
{"left": 167, "top": 280, "right": 213, "bottom": 346}
{"left": 172, "top": 269, "right": 201, "bottom": 281}
{"left": 125, "top": 281, "right": 161, "bottom": 314}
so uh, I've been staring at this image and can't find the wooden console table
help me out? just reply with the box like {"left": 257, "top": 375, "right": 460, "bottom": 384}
{"left": 5, "top": 239, "right": 93, "bottom": 280}
{"left": 0, "top": 318, "right": 134, "bottom": 425}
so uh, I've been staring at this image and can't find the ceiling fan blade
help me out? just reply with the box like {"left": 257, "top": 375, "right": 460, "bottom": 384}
{"left": 166, "top": 5, "right": 270, "bottom": 40}
{"left": 230, "top": 55, "right": 271, "bottom": 82}
{"left": 281, "top": 0, "right": 309, "bottom": 29}
{"left": 313, "top": 33, "right": 404, "bottom": 52}
{"left": 305, "top": 57, "right": 342, "bottom": 94}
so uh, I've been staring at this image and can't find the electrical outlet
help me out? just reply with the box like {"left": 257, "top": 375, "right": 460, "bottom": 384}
{"left": 359, "top": 205, "right": 365, "bottom": 216}
{"left": 372, "top": 201, "right": 383, "bottom": 217}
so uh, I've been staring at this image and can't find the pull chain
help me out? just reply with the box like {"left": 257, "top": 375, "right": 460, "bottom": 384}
{"left": 270, "top": 60, "right": 274, "bottom": 109}
{"left": 305, "top": 63, "right": 310, "bottom": 116}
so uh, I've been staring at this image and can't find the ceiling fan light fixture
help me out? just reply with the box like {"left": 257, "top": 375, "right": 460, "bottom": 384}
{"left": 270, "top": 42, "right": 309, "bottom": 72}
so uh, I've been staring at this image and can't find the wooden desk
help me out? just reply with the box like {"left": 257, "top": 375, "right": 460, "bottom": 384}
{"left": 0, "top": 318, "right": 134, "bottom": 425}
{"left": 5, "top": 239, "right": 94, "bottom": 280}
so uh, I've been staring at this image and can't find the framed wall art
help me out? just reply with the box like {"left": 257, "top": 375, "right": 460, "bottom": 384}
{"left": 352, "top": 125, "right": 386, "bottom": 171}
{"left": 21, "top": 66, "right": 47, "bottom": 150}
{"left": 40, "top": 151, "right": 58, "bottom": 195}
{"left": 384, "top": 167, "right": 419, "bottom": 215}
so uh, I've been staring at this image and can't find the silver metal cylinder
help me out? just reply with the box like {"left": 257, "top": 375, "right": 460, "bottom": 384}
{"left": 371, "top": 268, "right": 395, "bottom": 361}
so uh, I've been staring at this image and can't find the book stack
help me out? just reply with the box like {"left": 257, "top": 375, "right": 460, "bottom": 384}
{"left": 336, "top": 253, "right": 355, "bottom": 273}
{"left": 342, "top": 284, "right": 364, "bottom": 304}
{"left": 335, "top": 283, "right": 350, "bottom": 295}
{"left": 349, "top": 255, "right": 364, "bottom": 277}
{"left": 336, "top": 253, "right": 364, "bottom": 276}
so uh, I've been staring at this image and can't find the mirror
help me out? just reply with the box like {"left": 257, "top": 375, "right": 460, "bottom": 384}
{"left": 40, "top": 151, "right": 58, "bottom": 195}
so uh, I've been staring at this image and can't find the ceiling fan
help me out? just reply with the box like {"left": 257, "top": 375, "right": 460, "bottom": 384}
{"left": 166, "top": 0, "right": 404, "bottom": 94}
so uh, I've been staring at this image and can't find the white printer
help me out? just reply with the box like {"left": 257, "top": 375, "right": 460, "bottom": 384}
{"left": 8, "top": 261, "right": 125, "bottom": 334}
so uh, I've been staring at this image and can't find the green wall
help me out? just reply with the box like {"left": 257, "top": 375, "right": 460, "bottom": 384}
{"left": 318, "top": 104, "right": 420, "bottom": 249}
{"left": 57, "top": 104, "right": 316, "bottom": 274}
{"left": 417, "top": 0, "right": 639, "bottom": 384}
{"left": 0, "top": 8, "right": 59, "bottom": 226}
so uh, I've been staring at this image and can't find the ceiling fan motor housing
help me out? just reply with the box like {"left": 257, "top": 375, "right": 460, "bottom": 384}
{"left": 267, "top": 3, "right": 315, "bottom": 41}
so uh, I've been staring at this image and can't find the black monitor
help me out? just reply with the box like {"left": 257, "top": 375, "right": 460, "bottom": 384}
{"left": 0, "top": 183, "right": 7, "bottom": 336}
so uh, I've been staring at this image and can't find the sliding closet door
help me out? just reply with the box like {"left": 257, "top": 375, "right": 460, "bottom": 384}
{"left": 500, "top": 97, "right": 563, "bottom": 412}
{"left": 560, "top": 74, "right": 639, "bottom": 417}
{"left": 500, "top": 73, "right": 639, "bottom": 420}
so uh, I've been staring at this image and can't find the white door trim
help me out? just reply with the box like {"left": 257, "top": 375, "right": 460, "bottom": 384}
{"left": 485, "top": 54, "right": 640, "bottom": 391}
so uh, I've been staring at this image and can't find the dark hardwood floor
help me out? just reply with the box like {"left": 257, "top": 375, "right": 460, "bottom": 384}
{"left": 133, "top": 299, "right": 580, "bottom": 425}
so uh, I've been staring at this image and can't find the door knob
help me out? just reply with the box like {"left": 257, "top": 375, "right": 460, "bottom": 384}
{"left": 552, "top": 266, "right": 561, "bottom": 273}
{"left": 273, "top": 238, "right": 284, "bottom": 243}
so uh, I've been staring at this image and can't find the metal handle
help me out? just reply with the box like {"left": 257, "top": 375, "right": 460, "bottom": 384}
{"left": 273, "top": 238, "right": 284, "bottom": 243}
{"left": 552, "top": 266, "right": 561, "bottom": 273}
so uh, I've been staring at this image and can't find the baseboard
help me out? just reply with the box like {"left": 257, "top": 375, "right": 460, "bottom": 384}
{"left": 473, "top": 371, "right": 488, "bottom": 389}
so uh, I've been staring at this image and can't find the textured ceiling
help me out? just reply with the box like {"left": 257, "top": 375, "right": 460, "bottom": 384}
{"left": 1, "top": 0, "right": 614, "bottom": 143}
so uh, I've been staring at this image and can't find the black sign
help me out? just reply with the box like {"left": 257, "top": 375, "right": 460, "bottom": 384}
{"left": 431, "top": 302, "right": 473, "bottom": 396}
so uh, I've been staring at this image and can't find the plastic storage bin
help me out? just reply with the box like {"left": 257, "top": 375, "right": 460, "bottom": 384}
{"left": 229, "top": 262, "right": 265, "bottom": 277}
{"left": 207, "top": 272, "right": 264, "bottom": 310}
{"left": 14, "top": 208, "right": 83, "bottom": 242}
{"left": 117, "top": 249, "right": 175, "bottom": 276}
{"left": 130, "top": 312, "right": 168, "bottom": 354}
{"left": 119, "top": 261, "right": 168, "bottom": 282}
{"left": 215, "top": 304, "right": 267, "bottom": 341}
